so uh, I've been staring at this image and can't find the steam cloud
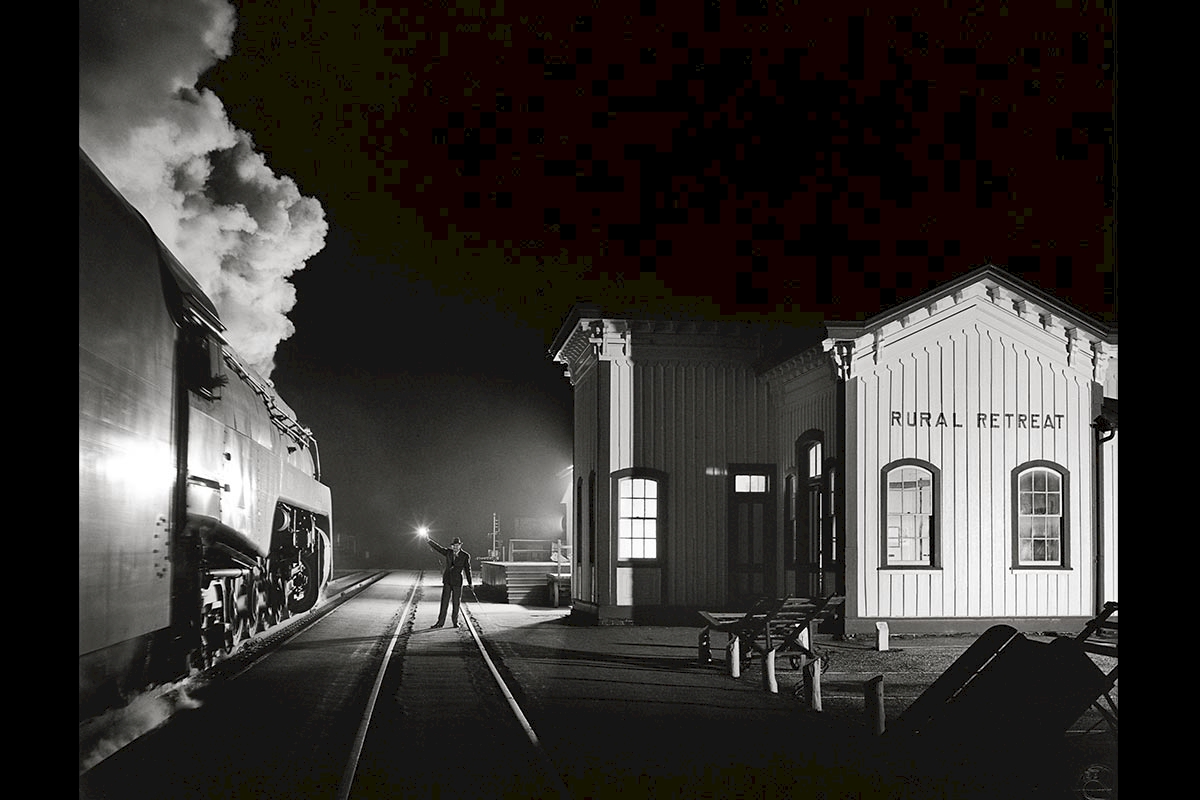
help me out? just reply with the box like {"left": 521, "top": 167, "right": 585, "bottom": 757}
{"left": 79, "top": 0, "right": 327, "bottom": 378}
{"left": 79, "top": 681, "right": 203, "bottom": 774}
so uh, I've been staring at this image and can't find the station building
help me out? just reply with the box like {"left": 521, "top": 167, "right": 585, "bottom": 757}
{"left": 550, "top": 265, "right": 1117, "bottom": 635}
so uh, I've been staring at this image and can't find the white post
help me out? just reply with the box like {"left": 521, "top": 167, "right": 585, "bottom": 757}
{"left": 728, "top": 636, "right": 741, "bottom": 678}
{"left": 804, "top": 658, "right": 823, "bottom": 711}
{"left": 763, "top": 649, "right": 778, "bottom": 693}
{"left": 865, "top": 675, "right": 886, "bottom": 735}
{"left": 876, "top": 621, "right": 890, "bottom": 652}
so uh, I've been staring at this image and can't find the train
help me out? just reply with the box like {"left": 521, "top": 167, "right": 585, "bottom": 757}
{"left": 79, "top": 147, "right": 333, "bottom": 721}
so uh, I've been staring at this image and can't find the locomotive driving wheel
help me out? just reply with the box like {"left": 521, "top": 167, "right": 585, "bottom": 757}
{"left": 254, "top": 569, "right": 274, "bottom": 632}
{"left": 230, "top": 574, "right": 256, "bottom": 650}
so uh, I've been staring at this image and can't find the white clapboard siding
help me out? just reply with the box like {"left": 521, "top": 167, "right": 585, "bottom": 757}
{"left": 854, "top": 304, "right": 1096, "bottom": 621}
{"left": 1103, "top": 429, "right": 1118, "bottom": 605}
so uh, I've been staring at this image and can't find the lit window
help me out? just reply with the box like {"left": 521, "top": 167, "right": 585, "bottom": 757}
{"left": 617, "top": 475, "right": 658, "bottom": 560}
{"left": 807, "top": 440, "right": 822, "bottom": 480}
{"left": 1013, "top": 462, "right": 1069, "bottom": 568}
{"left": 881, "top": 460, "right": 939, "bottom": 567}
{"left": 735, "top": 474, "right": 768, "bottom": 493}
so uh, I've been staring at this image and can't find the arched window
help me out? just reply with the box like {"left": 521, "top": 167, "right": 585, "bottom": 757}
{"left": 784, "top": 473, "right": 797, "bottom": 566}
{"left": 588, "top": 470, "right": 596, "bottom": 566}
{"left": 1012, "top": 461, "right": 1070, "bottom": 568}
{"left": 881, "top": 459, "right": 940, "bottom": 568}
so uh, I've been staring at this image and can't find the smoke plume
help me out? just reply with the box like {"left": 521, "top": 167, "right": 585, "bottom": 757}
{"left": 79, "top": 0, "right": 327, "bottom": 378}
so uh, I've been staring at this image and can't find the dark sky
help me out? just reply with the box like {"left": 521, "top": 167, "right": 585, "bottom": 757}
{"left": 80, "top": 0, "right": 1116, "bottom": 568}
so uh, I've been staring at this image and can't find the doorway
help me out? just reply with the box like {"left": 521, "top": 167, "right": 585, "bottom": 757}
{"left": 727, "top": 465, "right": 776, "bottom": 604}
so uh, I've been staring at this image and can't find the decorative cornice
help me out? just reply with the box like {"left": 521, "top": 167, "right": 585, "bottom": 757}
{"left": 1092, "top": 340, "right": 1112, "bottom": 386}
{"left": 760, "top": 342, "right": 829, "bottom": 384}
{"left": 825, "top": 339, "right": 856, "bottom": 381}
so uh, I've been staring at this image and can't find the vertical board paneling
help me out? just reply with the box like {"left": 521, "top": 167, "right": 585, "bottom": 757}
{"left": 1104, "top": 431, "right": 1118, "bottom": 604}
{"left": 861, "top": 371, "right": 878, "bottom": 618}
{"left": 959, "top": 330, "right": 981, "bottom": 616}
{"left": 634, "top": 357, "right": 769, "bottom": 607}
{"left": 854, "top": 307, "right": 1096, "bottom": 623}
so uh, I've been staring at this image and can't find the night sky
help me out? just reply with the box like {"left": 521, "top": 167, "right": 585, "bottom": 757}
{"left": 80, "top": 0, "right": 1116, "bottom": 568}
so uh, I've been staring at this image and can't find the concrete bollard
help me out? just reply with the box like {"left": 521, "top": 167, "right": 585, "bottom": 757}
{"left": 763, "top": 648, "right": 778, "bottom": 693}
{"left": 803, "top": 658, "right": 823, "bottom": 711}
{"left": 864, "top": 674, "right": 885, "bottom": 735}
{"left": 876, "top": 621, "right": 890, "bottom": 652}
{"left": 728, "top": 635, "right": 741, "bottom": 678}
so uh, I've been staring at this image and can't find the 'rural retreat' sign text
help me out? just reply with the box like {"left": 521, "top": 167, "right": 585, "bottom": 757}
{"left": 891, "top": 411, "right": 1066, "bottom": 429}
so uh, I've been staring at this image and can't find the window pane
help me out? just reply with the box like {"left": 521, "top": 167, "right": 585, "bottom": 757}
{"left": 1047, "top": 471, "right": 1060, "bottom": 492}
{"left": 1019, "top": 471, "right": 1033, "bottom": 492}
{"left": 1019, "top": 493, "right": 1032, "bottom": 515}
{"left": 1033, "top": 469, "right": 1046, "bottom": 491}
{"left": 1047, "top": 493, "right": 1060, "bottom": 515}
{"left": 1046, "top": 540, "right": 1059, "bottom": 562}
{"left": 1032, "top": 493, "right": 1046, "bottom": 515}
{"left": 618, "top": 475, "right": 660, "bottom": 560}
{"left": 735, "top": 475, "right": 748, "bottom": 492}
{"left": 1019, "top": 540, "right": 1033, "bottom": 561}
{"left": 645, "top": 540, "right": 657, "bottom": 559}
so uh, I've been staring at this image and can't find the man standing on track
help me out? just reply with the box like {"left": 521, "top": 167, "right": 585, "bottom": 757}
{"left": 427, "top": 536, "right": 473, "bottom": 628}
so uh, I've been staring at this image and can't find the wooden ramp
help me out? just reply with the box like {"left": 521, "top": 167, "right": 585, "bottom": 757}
{"left": 479, "top": 560, "right": 571, "bottom": 606}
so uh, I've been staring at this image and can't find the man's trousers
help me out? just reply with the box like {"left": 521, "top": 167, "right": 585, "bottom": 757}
{"left": 437, "top": 581, "right": 463, "bottom": 625}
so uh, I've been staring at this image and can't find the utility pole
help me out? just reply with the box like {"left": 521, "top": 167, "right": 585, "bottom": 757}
{"left": 490, "top": 512, "right": 499, "bottom": 560}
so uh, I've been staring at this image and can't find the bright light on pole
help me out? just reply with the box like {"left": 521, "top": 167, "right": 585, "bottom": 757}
{"left": 417, "top": 525, "right": 428, "bottom": 538}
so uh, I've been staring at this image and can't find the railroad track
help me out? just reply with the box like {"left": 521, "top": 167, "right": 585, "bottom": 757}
{"left": 79, "top": 570, "right": 571, "bottom": 799}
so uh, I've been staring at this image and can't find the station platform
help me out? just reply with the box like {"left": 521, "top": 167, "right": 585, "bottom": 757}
{"left": 461, "top": 594, "right": 1117, "bottom": 799}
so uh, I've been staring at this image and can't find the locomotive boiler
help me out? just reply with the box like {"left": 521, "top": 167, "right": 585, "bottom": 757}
{"left": 79, "top": 148, "right": 333, "bottom": 720}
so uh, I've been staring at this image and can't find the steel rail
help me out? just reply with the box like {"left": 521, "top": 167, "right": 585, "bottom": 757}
{"left": 336, "top": 570, "right": 422, "bottom": 800}
{"left": 462, "top": 585, "right": 573, "bottom": 799}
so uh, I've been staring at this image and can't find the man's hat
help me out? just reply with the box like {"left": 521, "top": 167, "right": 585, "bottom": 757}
{"left": 451, "top": 537, "right": 462, "bottom": 545}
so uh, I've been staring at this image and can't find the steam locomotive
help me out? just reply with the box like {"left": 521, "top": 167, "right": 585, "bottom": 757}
{"left": 79, "top": 148, "right": 333, "bottom": 720}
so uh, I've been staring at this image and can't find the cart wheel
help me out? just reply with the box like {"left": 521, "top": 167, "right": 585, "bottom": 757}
{"left": 820, "top": 653, "right": 832, "bottom": 671}
{"left": 1075, "top": 762, "right": 1116, "bottom": 799}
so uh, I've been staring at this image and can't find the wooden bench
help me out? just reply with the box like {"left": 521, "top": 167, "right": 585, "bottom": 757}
{"left": 1074, "top": 601, "right": 1118, "bottom": 736}
{"left": 697, "top": 596, "right": 790, "bottom": 673}
{"left": 888, "top": 621, "right": 1115, "bottom": 754}
{"left": 767, "top": 594, "right": 846, "bottom": 671}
